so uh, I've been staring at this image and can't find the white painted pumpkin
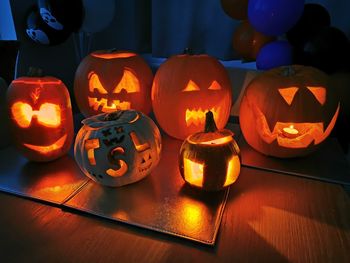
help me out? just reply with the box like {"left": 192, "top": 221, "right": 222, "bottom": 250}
{"left": 74, "top": 110, "right": 162, "bottom": 187}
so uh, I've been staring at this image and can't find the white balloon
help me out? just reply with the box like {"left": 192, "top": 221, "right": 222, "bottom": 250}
{"left": 81, "top": 0, "right": 116, "bottom": 34}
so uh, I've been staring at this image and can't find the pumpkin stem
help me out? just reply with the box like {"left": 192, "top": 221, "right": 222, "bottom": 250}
{"left": 183, "top": 48, "right": 193, "bottom": 55}
{"left": 204, "top": 111, "right": 218, "bottom": 133}
{"left": 104, "top": 110, "right": 125, "bottom": 121}
{"left": 27, "top": 67, "right": 43, "bottom": 77}
{"left": 107, "top": 48, "right": 118, "bottom": 53}
{"left": 281, "top": 66, "right": 296, "bottom": 77}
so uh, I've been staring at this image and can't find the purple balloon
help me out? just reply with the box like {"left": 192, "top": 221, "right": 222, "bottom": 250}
{"left": 248, "top": 0, "right": 305, "bottom": 36}
{"left": 256, "top": 41, "right": 293, "bottom": 70}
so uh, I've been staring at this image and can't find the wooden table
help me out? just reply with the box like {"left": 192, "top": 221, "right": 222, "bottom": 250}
{"left": 0, "top": 167, "right": 349, "bottom": 263}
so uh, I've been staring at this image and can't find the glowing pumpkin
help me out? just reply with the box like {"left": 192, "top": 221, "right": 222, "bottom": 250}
{"left": 152, "top": 51, "right": 233, "bottom": 140}
{"left": 179, "top": 111, "right": 241, "bottom": 191}
{"left": 74, "top": 50, "right": 153, "bottom": 117}
{"left": 74, "top": 110, "right": 162, "bottom": 187}
{"left": 239, "top": 65, "right": 340, "bottom": 158}
{"left": 6, "top": 68, "right": 74, "bottom": 162}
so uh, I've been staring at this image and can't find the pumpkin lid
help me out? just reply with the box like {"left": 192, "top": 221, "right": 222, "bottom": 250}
{"left": 82, "top": 110, "right": 140, "bottom": 129}
{"left": 91, "top": 49, "right": 137, "bottom": 59}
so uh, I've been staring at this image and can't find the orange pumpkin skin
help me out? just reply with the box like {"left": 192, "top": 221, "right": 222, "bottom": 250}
{"left": 152, "top": 53, "right": 233, "bottom": 140}
{"left": 74, "top": 50, "right": 153, "bottom": 117}
{"left": 7, "top": 75, "right": 74, "bottom": 162}
{"left": 239, "top": 65, "right": 340, "bottom": 158}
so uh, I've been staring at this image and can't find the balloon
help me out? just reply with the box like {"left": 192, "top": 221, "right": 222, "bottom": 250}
{"left": 26, "top": 8, "right": 71, "bottom": 46}
{"left": 287, "top": 3, "right": 331, "bottom": 49}
{"left": 256, "top": 41, "right": 293, "bottom": 70}
{"left": 293, "top": 27, "right": 350, "bottom": 74}
{"left": 81, "top": 0, "right": 115, "bottom": 33}
{"left": 248, "top": 0, "right": 305, "bottom": 36}
{"left": 221, "top": 0, "right": 249, "bottom": 20}
{"left": 38, "top": 0, "right": 84, "bottom": 32}
{"left": 232, "top": 20, "right": 275, "bottom": 61}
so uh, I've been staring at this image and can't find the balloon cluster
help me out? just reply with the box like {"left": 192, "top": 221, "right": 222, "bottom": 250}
{"left": 25, "top": 0, "right": 115, "bottom": 46}
{"left": 222, "top": 1, "right": 350, "bottom": 73}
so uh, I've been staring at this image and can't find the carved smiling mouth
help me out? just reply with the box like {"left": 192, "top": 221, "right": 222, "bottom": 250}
{"left": 253, "top": 104, "right": 340, "bottom": 148}
{"left": 186, "top": 107, "right": 220, "bottom": 126}
{"left": 88, "top": 97, "right": 131, "bottom": 112}
{"left": 24, "top": 134, "right": 67, "bottom": 154}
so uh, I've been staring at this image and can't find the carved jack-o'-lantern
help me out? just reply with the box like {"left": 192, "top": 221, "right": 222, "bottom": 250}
{"left": 6, "top": 68, "right": 74, "bottom": 162}
{"left": 152, "top": 50, "right": 233, "bottom": 140}
{"left": 74, "top": 50, "right": 153, "bottom": 117}
{"left": 179, "top": 111, "right": 241, "bottom": 191}
{"left": 239, "top": 65, "right": 340, "bottom": 158}
{"left": 74, "top": 110, "right": 162, "bottom": 187}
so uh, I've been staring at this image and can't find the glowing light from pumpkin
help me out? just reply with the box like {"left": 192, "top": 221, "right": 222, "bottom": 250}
{"left": 224, "top": 156, "right": 241, "bottom": 187}
{"left": 307, "top": 86, "right": 326, "bottom": 105}
{"left": 23, "top": 134, "right": 67, "bottom": 154}
{"left": 194, "top": 136, "right": 233, "bottom": 145}
{"left": 106, "top": 160, "right": 128, "bottom": 177}
{"left": 130, "top": 132, "right": 150, "bottom": 152}
{"left": 11, "top": 102, "right": 61, "bottom": 128}
{"left": 87, "top": 97, "right": 131, "bottom": 112}
{"left": 91, "top": 52, "right": 136, "bottom": 59}
{"left": 185, "top": 107, "right": 220, "bottom": 127}
{"left": 208, "top": 80, "right": 222, "bottom": 90}
{"left": 85, "top": 138, "right": 100, "bottom": 165}
{"left": 182, "top": 80, "right": 200, "bottom": 92}
{"left": 113, "top": 69, "right": 140, "bottom": 93}
{"left": 88, "top": 72, "right": 108, "bottom": 94}
{"left": 278, "top": 87, "right": 299, "bottom": 105}
{"left": 183, "top": 158, "right": 204, "bottom": 187}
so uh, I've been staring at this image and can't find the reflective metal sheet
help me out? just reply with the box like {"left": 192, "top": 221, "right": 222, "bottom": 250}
{"left": 0, "top": 146, "right": 88, "bottom": 204}
{"left": 238, "top": 136, "right": 350, "bottom": 185}
{"left": 64, "top": 135, "right": 229, "bottom": 245}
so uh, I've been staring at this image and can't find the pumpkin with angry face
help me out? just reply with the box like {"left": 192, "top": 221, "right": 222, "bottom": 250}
{"left": 74, "top": 50, "right": 153, "bottom": 117}
{"left": 239, "top": 65, "right": 340, "bottom": 158}
{"left": 7, "top": 68, "right": 74, "bottom": 162}
{"left": 152, "top": 51, "right": 233, "bottom": 140}
{"left": 74, "top": 110, "right": 162, "bottom": 187}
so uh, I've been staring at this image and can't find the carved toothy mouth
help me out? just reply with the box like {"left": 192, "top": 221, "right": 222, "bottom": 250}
{"left": 253, "top": 104, "right": 340, "bottom": 148}
{"left": 185, "top": 107, "right": 220, "bottom": 126}
{"left": 88, "top": 97, "right": 131, "bottom": 112}
{"left": 23, "top": 134, "right": 67, "bottom": 154}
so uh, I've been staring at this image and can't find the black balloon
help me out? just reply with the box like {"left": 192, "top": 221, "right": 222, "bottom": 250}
{"left": 287, "top": 4, "right": 331, "bottom": 49}
{"left": 26, "top": 8, "right": 72, "bottom": 46}
{"left": 293, "top": 27, "right": 350, "bottom": 74}
{"left": 38, "top": 0, "right": 84, "bottom": 32}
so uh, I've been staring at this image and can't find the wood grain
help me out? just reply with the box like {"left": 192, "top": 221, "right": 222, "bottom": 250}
{"left": 0, "top": 167, "right": 349, "bottom": 263}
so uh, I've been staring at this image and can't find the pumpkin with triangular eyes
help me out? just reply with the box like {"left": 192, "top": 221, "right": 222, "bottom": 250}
{"left": 152, "top": 51, "right": 233, "bottom": 140}
{"left": 6, "top": 68, "right": 74, "bottom": 162}
{"left": 74, "top": 110, "right": 162, "bottom": 187}
{"left": 239, "top": 65, "right": 340, "bottom": 158}
{"left": 74, "top": 50, "right": 153, "bottom": 117}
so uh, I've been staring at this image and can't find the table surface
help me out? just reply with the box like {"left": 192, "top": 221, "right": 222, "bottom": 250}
{"left": 1, "top": 166, "right": 350, "bottom": 263}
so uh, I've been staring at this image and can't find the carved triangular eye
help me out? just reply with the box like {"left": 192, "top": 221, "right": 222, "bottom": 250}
{"left": 88, "top": 72, "right": 108, "bottom": 94}
{"left": 113, "top": 69, "right": 140, "bottom": 93}
{"left": 278, "top": 87, "right": 299, "bottom": 105}
{"left": 182, "top": 80, "right": 200, "bottom": 92}
{"left": 307, "top": 86, "right": 326, "bottom": 105}
{"left": 208, "top": 80, "right": 221, "bottom": 90}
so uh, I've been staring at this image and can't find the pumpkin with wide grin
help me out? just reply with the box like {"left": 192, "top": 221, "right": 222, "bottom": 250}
{"left": 239, "top": 65, "right": 340, "bottom": 158}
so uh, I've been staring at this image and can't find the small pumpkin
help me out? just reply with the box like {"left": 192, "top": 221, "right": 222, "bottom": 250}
{"left": 6, "top": 68, "right": 74, "bottom": 162}
{"left": 74, "top": 49, "right": 153, "bottom": 117}
{"left": 152, "top": 50, "right": 233, "bottom": 140}
{"left": 179, "top": 111, "right": 241, "bottom": 191}
{"left": 239, "top": 65, "right": 340, "bottom": 158}
{"left": 74, "top": 110, "right": 162, "bottom": 187}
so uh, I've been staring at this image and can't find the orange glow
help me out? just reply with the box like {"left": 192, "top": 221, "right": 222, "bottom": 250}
{"left": 186, "top": 107, "right": 220, "bottom": 126}
{"left": 183, "top": 158, "right": 204, "bottom": 187}
{"left": 195, "top": 136, "right": 232, "bottom": 145}
{"left": 30, "top": 87, "right": 41, "bottom": 103}
{"left": 88, "top": 72, "right": 108, "bottom": 94}
{"left": 307, "top": 86, "right": 326, "bottom": 105}
{"left": 91, "top": 52, "right": 136, "bottom": 59}
{"left": 113, "top": 69, "right": 140, "bottom": 93}
{"left": 24, "top": 134, "right": 67, "bottom": 154}
{"left": 88, "top": 97, "right": 131, "bottom": 112}
{"left": 253, "top": 103, "right": 340, "bottom": 148}
{"left": 106, "top": 160, "right": 128, "bottom": 177}
{"left": 208, "top": 80, "right": 222, "bottom": 90}
{"left": 278, "top": 87, "right": 299, "bottom": 105}
{"left": 85, "top": 138, "right": 100, "bottom": 165}
{"left": 224, "top": 156, "right": 240, "bottom": 187}
{"left": 182, "top": 80, "right": 200, "bottom": 92}
{"left": 182, "top": 202, "right": 203, "bottom": 230}
{"left": 11, "top": 80, "right": 62, "bottom": 85}
{"left": 11, "top": 102, "right": 61, "bottom": 128}
{"left": 130, "top": 132, "right": 150, "bottom": 152}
